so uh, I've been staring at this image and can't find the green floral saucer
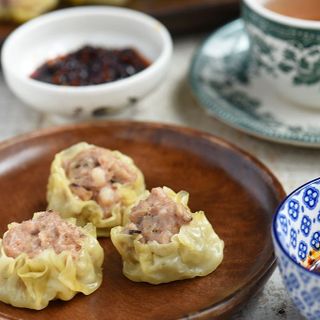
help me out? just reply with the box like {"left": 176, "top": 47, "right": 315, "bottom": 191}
{"left": 189, "top": 19, "right": 320, "bottom": 147}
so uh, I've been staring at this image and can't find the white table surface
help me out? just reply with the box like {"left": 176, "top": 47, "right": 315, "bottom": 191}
{"left": 1, "top": 33, "right": 314, "bottom": 319}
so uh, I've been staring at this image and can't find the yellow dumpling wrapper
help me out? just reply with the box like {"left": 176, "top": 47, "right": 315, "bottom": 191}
{"left": 8, "top": 0, "right": 58, "bottom": 22}
{"left": 47, "top": 142, "right": 145, "bottom": 237}
{"left": 0, "top": 215, "right": 104, "bottom": 310}
{"left": 111, "top": 187, "right": 224, "bottom": 284}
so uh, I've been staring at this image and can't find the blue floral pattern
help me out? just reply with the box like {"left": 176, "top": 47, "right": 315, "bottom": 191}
{"left": 301, "top": 216, "right": 312, "bottom": 237}
{"left": 298, "top": 270, "right": 311, "bottom": 285}
{"left": 302, "top": 290, "right": 314, "bottom": 307}
{"left": 288, "top": 199, "right": 300, "bottom": 221}
{"left": 285, "top": 273, "right": 300, "bottom": 292}
{"left": 279, "top": 214, "right": 288, "bottom": 235}
{"left": 311, "top": 287, "right": 320, "bottom": 297}
{"left": 293, "top": 296, "right": 306, "bottom": 311}
{"left": 290, "top": 228, "right": 297, "bottom": 248}
{"left": 311, "top": 232, "right": 320, "bottom": 251}
{"left": 298, "top": 241, "right": 308, "bottom": 261}
{"left": 273, "top": 179, "right": 320, "bottom": 320}
{"left": 303, "top": 187, "right": 319, "bottom": 209}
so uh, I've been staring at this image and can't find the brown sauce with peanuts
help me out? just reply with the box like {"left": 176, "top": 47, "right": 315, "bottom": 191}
{"left": 31, "top": 45, "right": 150, "bottom": 86}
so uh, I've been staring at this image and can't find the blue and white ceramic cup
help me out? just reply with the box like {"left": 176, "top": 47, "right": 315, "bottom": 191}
{"left": 242, "top": 0, "right": 320, "bottom": 109}
{"left": 272, "top": 178, "right": 320, "bottom": 320}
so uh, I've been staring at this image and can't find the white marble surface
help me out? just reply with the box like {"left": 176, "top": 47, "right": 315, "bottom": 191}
{"left": 1, "top": 34, "right": 316, "bottom": 319}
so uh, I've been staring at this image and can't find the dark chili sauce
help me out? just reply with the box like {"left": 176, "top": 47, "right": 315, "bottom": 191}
{"left": 30, "top": 45, "right": 150, "bottom": 86}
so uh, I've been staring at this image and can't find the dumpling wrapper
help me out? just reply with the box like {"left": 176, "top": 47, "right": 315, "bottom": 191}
{"left": 47, "top": 142, "right": 145, "bottom": 237}
{"left": 0, "top": 214, "right": 104, "bottom": 310}
{"left": 111, "top": 187, "right": 224, "bottom": 284}
{"left": 8, "top": 0, "right": 58, "bottom": 22}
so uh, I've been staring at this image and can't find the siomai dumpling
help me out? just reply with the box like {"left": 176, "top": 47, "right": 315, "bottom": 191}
{"left": 111, "top": 187, "right": 224, "bottom": 284}
{"left": 0, "top": 211, "right": 104, "bottom": 310}
{"left": 47, "top": 142, "right": 145, "bottom": 236}
{"left": 1, "top": 0, "right": 58, "bottom": 22}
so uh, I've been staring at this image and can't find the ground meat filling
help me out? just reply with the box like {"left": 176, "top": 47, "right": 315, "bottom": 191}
{"left": 125, "top": 187, "right": 192, "bottom": 244}
{"left": 65, "top": 147, "right": 137, "bottom": 217}
{"left": 3, "top": 211, "right": 84, "bottom": 259}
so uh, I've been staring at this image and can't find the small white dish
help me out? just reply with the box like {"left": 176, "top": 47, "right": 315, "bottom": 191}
{"left": 1, "top": 6, "right": 172, "bottom": 118}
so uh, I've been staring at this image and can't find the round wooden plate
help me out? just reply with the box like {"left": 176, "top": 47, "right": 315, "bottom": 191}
{"left": 0, "top": 121, "right": 284, "bottom": 319}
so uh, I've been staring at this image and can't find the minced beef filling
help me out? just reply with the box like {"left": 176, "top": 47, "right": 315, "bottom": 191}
{"left": 64, "top": 147, "right": 137, "bottom": 217}
{"left": 3, "top": 211, "right": 84, "bottom": 259}
{"left": 125, "top": 187, "right": 192, "bottom": 244}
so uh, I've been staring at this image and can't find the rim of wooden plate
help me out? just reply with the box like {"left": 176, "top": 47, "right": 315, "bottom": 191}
{"left": 0, "top": 120, "right": 286, "bottom": 319}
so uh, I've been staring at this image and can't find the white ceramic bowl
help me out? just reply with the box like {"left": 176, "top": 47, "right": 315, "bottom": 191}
{"left": 272, "top": 178, "right": 320, "bottom": 320}
{"left": 1, "top": 6, "right": 173, "bottom": 117}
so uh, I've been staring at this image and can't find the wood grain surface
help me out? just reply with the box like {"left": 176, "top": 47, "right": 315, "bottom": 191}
{"left": 0, "top": 121, "right": 285, "bottom": 319}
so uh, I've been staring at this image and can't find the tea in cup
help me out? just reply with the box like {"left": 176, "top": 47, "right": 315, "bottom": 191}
{"left": 242, "top": 0, "right": 320, "bottom": 109}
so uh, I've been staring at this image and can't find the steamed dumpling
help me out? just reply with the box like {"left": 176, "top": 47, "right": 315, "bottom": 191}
{"left": 111, "top": 187, "right": 224, "bottom": 284}
{"left": 2, "top": 0, "right": 58, "bottom": 22}
{"left": 0, "top": 211, "right": 104, "bottom": 310}
{"left": 0, "top": 6, "right": 10, "bottom": 21}
{"left": 47, "top": 142, "right": 145, "bottom": 236}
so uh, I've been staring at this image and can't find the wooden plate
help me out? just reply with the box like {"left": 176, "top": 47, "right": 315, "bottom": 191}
{"left": 0, "top": 121, "right": 284, "bottom": 319}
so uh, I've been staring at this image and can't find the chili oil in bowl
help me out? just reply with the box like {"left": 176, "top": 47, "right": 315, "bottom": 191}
{"left": 1, "top": 6, "right": 172, "bottom": 118}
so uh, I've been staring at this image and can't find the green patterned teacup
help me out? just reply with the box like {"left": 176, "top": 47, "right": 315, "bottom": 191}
{"left": 243, "top": 0, "right": 320, "bottom": 109}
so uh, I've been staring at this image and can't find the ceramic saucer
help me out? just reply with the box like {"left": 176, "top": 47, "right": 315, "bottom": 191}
{"left": 189, "top": 19, "right": 320, "bottom": 147}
